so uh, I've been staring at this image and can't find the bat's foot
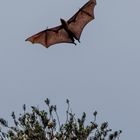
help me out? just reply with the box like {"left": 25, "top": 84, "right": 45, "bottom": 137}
{"left": 73, "top": 42, "right": 76, "bottom": 45}
{"left": 75, "top": 37, "right": 80, "bottom": 43}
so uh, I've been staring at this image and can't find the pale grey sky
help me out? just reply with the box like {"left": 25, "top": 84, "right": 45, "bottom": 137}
{"left": 0, "top": 0, "right": 140, "bottom": 139}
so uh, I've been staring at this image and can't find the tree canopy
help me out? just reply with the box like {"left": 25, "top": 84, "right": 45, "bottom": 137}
{"left": 0, "top": 99, "right": 121, "bottom": 140}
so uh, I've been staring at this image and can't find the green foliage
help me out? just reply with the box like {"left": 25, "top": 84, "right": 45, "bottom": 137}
{"left": 0, "top": 99, "right": 121, "bottom": 140}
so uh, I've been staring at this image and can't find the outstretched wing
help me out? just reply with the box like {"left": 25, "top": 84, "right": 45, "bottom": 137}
{"left": 67, "top": 0, "right": 96, "bottom": 40}
{"left": 25, "top": 26, "right": 74, "bottom": 48}
{"left": 26, "top": 0, "right": 96, "bottom": 48}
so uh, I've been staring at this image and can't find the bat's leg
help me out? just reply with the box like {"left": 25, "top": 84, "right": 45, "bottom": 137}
{"left": 77, "top": 39, "right": 80, "bottom": 43}
{"left": 70, "top": 37, "right": 76, "bottom": 45}
{"left": 68, "top": 33, "right": 76, "bottom": 45}
{"left": 75, "top": 37, "right": 80, "bottom": 43}
{"left": 65, "top": 29, "right": 77, "bottom": 45}
{"left": 71, "top": 33, "right": 80, "bottom": 43}
{"left": 73, "top": 42, "right": 76, "bottom": 45}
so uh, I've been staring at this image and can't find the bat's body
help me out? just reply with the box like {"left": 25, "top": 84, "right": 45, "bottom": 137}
{"left": 60, "top": 18, "right": 78, "bottom": 44}
{"left": 26, "top": 0, "right": 96, "bottom": 48}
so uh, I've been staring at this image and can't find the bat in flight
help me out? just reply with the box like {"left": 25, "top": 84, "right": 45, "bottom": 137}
{"left": 25, "top": 0, "right": 96, "bottom": 48}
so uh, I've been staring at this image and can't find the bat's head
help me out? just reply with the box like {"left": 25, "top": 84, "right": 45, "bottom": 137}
{"left": 60, "top": 18, "right": 67, "bottom": 26}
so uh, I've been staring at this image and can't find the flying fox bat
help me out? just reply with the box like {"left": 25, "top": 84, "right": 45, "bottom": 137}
{"left": 25, "top": 0, "right": 96, "bottom": 48}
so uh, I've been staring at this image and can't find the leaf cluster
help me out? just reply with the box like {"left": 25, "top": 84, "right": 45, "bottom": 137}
{"left": 0, "top": 99, "right": 121, "bottom": 140}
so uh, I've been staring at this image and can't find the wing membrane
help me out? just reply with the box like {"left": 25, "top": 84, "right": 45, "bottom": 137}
{"left": 67, "top": 0, "right": 96, "bottom": 39}
{"left": 26, "top": 26, "right": 74, "bottom": 48}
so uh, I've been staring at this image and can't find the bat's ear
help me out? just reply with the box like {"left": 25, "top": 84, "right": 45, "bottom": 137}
{"left": 60, "top": 18, "right": 64, "bottom": 22}
{"left": 60, "top": 18, "right": 66, "bottom": 25}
